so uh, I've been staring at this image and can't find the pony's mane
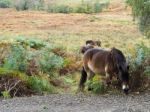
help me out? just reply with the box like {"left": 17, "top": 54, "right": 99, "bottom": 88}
{"left": 111, "top": 47, "right": 126, "bottom": 63}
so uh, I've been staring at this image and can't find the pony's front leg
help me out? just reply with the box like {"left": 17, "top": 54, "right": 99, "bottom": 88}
{"left": 105, "top": 65, "right": 112, "bottom": 86}
{"left": 105, "top": 73, "right": 112, "bottom": 87}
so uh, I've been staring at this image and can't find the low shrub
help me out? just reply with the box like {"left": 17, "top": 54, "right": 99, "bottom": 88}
{"left": 16, "top": 38, "right": 46, "bottom": 50}
{"left": 126, "top": 0, "right": 150, "bottom": 38}
{"left": 47, "top": 4, "right": 73, "bottom": 14}
{"left": 3, "top": 44, "right": 28, "bottom": 72}
{"left": 86, "top": 75, "right": 106, "bottom": 94}
{"left": 0, "top": 68, "right": 55, "bottom": 98}
{"left": 38, "top": 51, "right": 64, "bottom": 75}
{"left": 28, "top": 76, "right": 55, "bottom": 94}
{"left": 0, "top": 38, "right": 64, "bottom": 76}
{"left": 0, "top": 0, "right": 11, "bottom": 8}
{"left": 0, "top": 0, "right": 109, "bottom": 14}
{"left": 12, "top": 0, "right": 45, "bottom": 11}
{"left": 47, "top": 0, "right": 109, "bottom": 14}
{"left": 128, "top": 43, "right": 150, "bottom": 91}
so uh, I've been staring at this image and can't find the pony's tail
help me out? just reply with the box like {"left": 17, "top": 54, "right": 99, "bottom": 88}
{"left": 79, "top": 67, "right": 87, "bottom": 91}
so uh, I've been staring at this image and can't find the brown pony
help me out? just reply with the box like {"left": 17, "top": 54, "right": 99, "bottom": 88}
{"left": 79, "top": 47, "right": 130, "bottom": 94}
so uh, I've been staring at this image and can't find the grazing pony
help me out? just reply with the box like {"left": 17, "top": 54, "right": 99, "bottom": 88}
{"left": 79, "top": 47, "right": 130, "bottom": 94}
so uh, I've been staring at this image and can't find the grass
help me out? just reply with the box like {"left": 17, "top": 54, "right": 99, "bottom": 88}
{"left": 0, "top": 9, "right": 149, "bottom": 53}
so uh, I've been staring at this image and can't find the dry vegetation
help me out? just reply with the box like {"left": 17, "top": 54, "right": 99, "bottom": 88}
{"left": 0, "top": 5, "right": 149, "bottom": 52}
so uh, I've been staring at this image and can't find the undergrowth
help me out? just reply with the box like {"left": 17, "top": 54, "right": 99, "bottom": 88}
{"left": 0, "top": 68, "right": 55, "bottom": 98}
{"left": 127, "top": 42, "right": 150, "bottom": 91}
{"left": 0, "top": 37, "right": 150, "bottom": 96}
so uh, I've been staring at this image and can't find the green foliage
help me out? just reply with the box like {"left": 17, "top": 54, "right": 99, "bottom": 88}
{"left": 3, "top": 44, "right": 27, "bottom": 72}
{"left": 144, "top": 66, "right": 150, "bottom": 79}
{"left": 28, "top": 76, "right": 54, "bottom": 93}
{"left": 1, "top": 91, "right": 11, "bottom": 99}
{"left": 39, "top": 51, "right": 64, "bottom": 75}
{"left": 126, "top": 0, "right": 150, "bottom": 38}
{"left": 47, "top": 0, "right": 109, "bottom": 14}
{"left": 13, "top": 0, "right": 45, "bottom": 11}
{"left": 47, "top": 4, "right": 73, "bottom": 14}
{"left": 87, "top": 75, "right": 106, "bottom": 94}
{"left": 128, "top": 43, "right": 150, "bottom": 90}
{"left": 16, "top": 38, "right": 46, "bottom": 49}
{"left": 90, "top": 81, "right": 106, "bottom": 94}
{"left": 0, "top": 0, "right": 109, "bottom": 14}
{"left": 1, "top": 38, "right": 64, "bottom": 76}
{"left": 0, "top": 67, "right": 55, "bottom": 96}
{"left": 0, "top": 67, "right": 28, "bottom": 80}
{"left": 0, "top": 0, "right": 11, "bottom": 8}
{"left": 130, "top": 43, "right": 150, "bottom": 68}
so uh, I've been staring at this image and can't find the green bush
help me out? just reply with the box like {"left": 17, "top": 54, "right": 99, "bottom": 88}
{"left": 1, "top": 38, "right": 64, "bottom": 76}
{"left": 0, "top": 0, "right": 11, "bottom": 8}
{"left": 39, "top": 51, "right": 64, "bottom": 75}
{"left": 0, "top": 0, "right": 109, "bottom": 14}
{"left": 13, "top": 0, "right": 45, "bottom": 11}
{"left": 16, "top": 38, "right": 46, "bottom": 49}
{"left": 47, "top": 0, "right": 109, "bottom": 14}
{"left": 1, "top": 91, "right": 11, "bottom": 99}
{"left": 3, "top": 44, "right": 28, "bottom": 72}
{"left": 47, "top": 4, "right": 73, "bottom": 13}
{"left": 0, "top": 68, "right": 55, "bottom": 97}
{"left": 87, "top": 75, "right": 106, "bottom": 94}
{"left": 132, "top": 43, "right": 150, "bottom": 67}
{"left": 126, "top": 0, "right": 150, "bottom": 38}
{"left": 28, "top": 76, "right": 55, "bottom": 93}
{"left": 127, "top": 43, "right": 150, "bottom": 90}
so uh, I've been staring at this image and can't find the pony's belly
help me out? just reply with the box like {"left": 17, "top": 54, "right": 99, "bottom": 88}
{"left": 88, "top": 62, "right": 95, "bottom": 72}
{"left": 88, "top": 62, "right": 105, "bottom": 75}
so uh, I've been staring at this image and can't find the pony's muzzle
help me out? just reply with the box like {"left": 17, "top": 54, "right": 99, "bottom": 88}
{"left": 122, "top": 83, "right": 129, "bottom": 94}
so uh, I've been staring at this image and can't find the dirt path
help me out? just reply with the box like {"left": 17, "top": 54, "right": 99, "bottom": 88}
{"left": 0, "top": 93, "right": 150, "bottom": 112}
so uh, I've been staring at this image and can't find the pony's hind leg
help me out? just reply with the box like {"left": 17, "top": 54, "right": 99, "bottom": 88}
{"left": 88, "top": 71, "right": 95, "bottom": 91}
{"left": 105, "top": 65, "right": 112, "bottom": 86}
{"left": 79, "top": 67, "right": 87, "bottom": 91}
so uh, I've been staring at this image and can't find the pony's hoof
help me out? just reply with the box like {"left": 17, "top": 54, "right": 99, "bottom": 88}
{"left": 88, "top": 87, "right": 93, "bottom": 91}
{"left": 77, "top": 86, "right": 84, "bottom": 93}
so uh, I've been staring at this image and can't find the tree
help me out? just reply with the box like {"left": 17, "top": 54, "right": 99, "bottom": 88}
{"left": 126, "top": 0, "right": 150, "bottom": 38}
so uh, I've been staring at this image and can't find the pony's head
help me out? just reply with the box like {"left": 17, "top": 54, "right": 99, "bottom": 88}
{"left": 86, "top": 40, "right": 101, "bottom": 47}
{"left": 111, "top": 48, "right": 130, "bottom": 94}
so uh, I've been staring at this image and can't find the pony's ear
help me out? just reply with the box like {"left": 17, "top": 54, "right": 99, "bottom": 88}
{"left": 110, "top": 47, "right": 114, "bottom": 54}
{"left": 95, "top": 41, "right": 101, "bottom": 47}
{"left": 80, "top": 46, "right": 86, "bottom": 54}
{"left": 110, "top": 48, "right": 117, "bottom": 62}
{"left": 86, "top": 40, "right": 94, "bottom": 45}
{"left": 110, "top": 47, "right": 117, "bottom": 55}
